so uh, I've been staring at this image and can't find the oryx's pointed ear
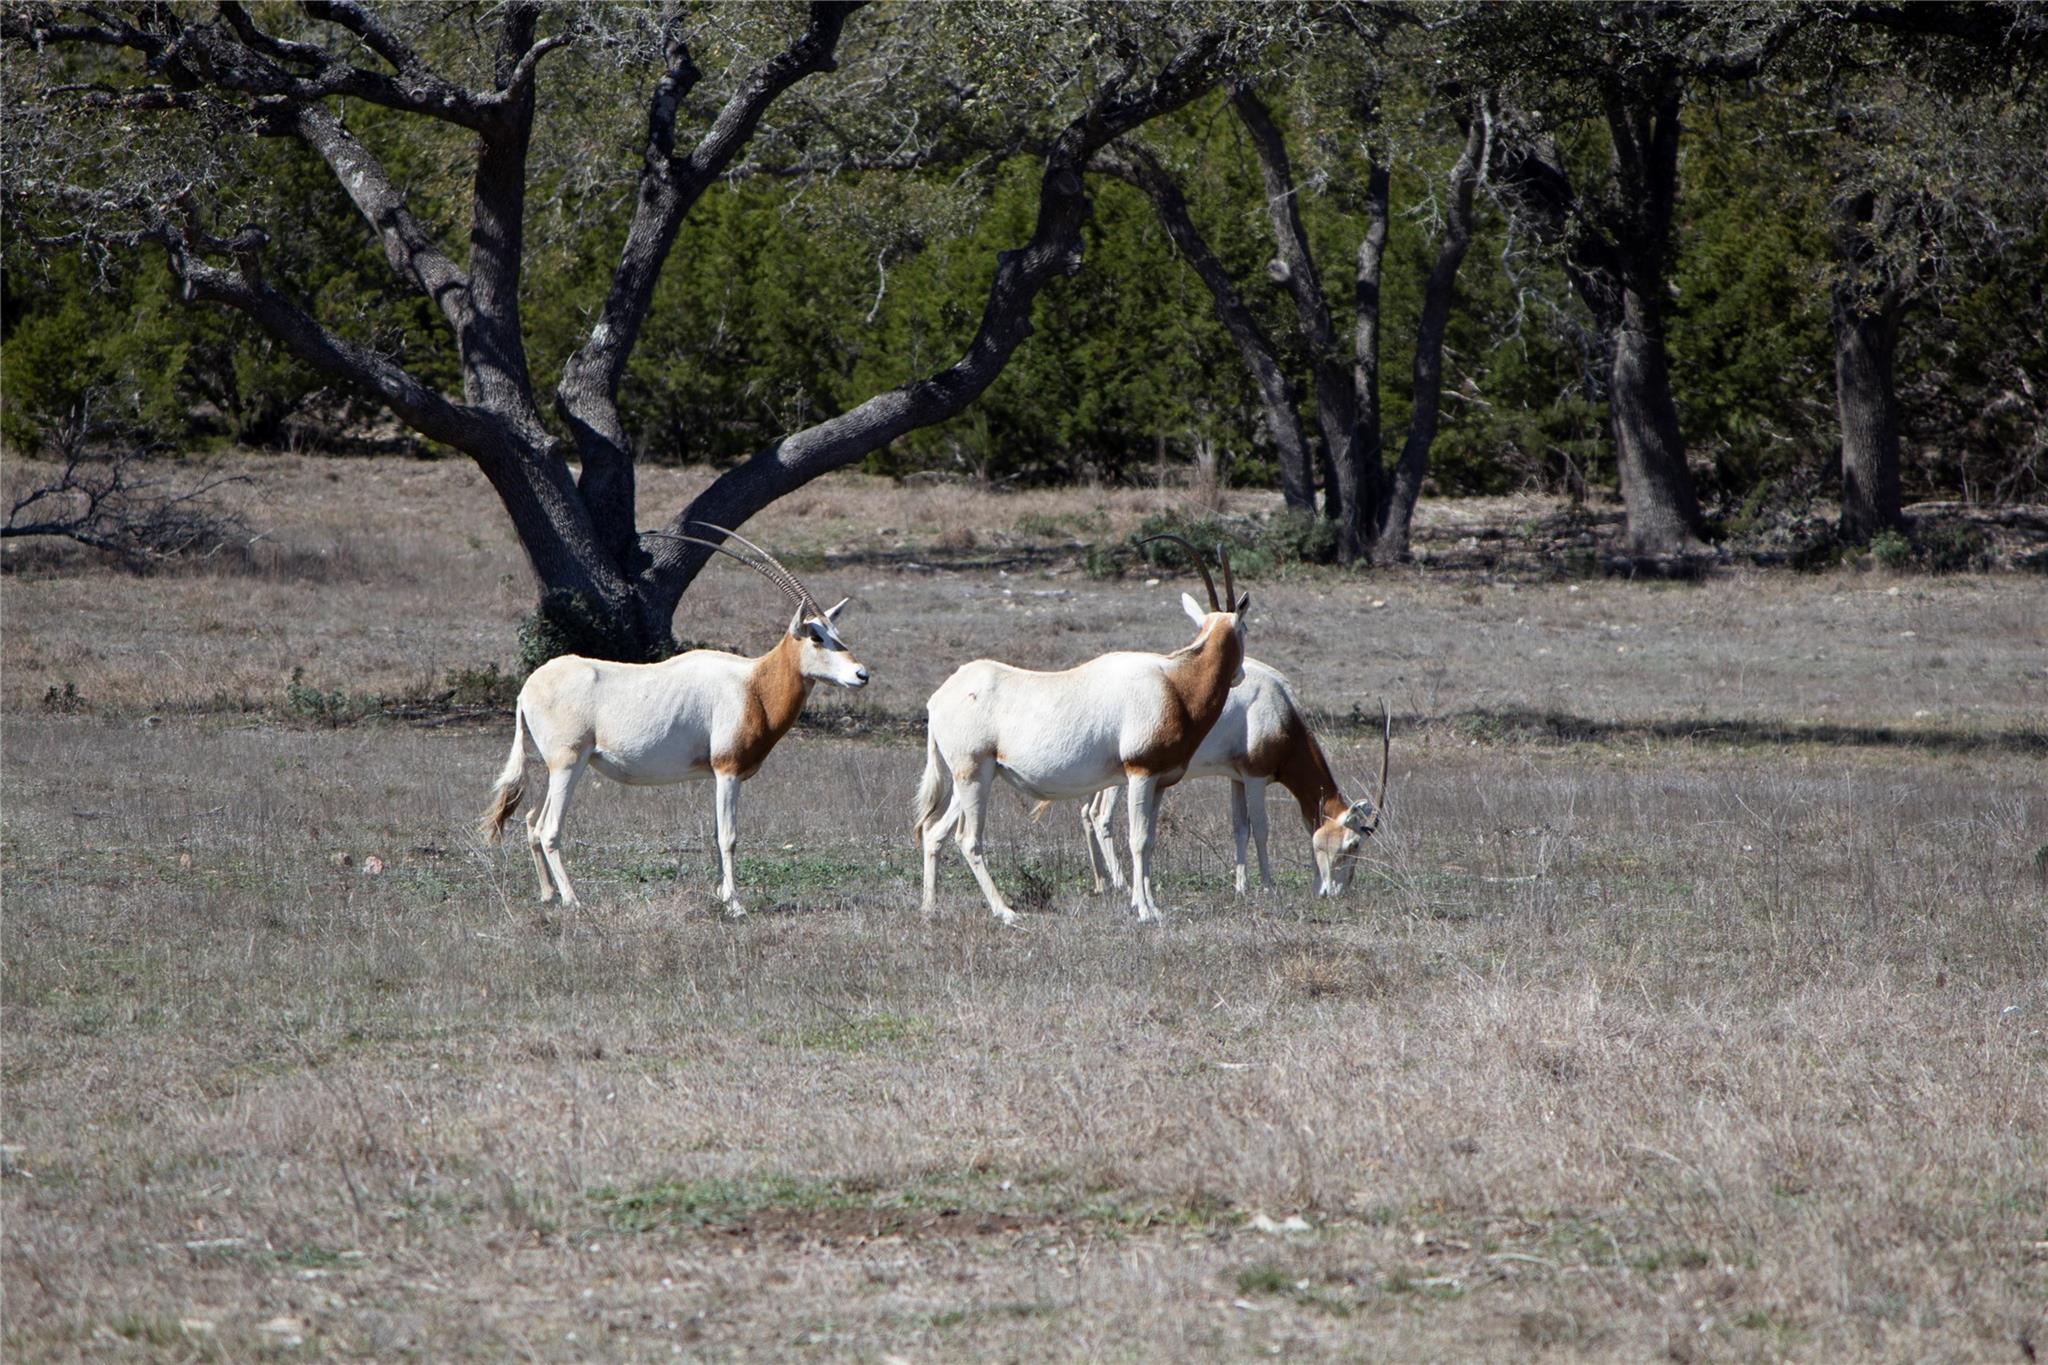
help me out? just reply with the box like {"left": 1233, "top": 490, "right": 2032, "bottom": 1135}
{"left": 824, "top": 596, "right": 850, "bottom": 622}
{"left": 1181, "top": 592, "right": 1206, "bottom": 624}
{"left": 1233, "top": 591, "right": 1252, "bottom": 615}
{"left": 787, "top": 607, "right": 805, "bottom": 638}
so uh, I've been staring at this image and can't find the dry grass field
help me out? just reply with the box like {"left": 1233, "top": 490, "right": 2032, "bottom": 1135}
{"left": 4, "top": 453, "right": 2046, "bottom": 1361}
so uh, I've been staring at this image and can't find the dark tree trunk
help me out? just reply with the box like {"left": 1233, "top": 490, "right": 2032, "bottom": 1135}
{"left": 1093, "top": 146, "right": 1317, "bottom": 513}
{"left": 1491, "top": 84, "right": 1709, "bottom": 557}
{"left": 1352, "top": 157, "right": 1390, "bottom": 547}
{"left": 1598, "top": 87, "right": 1708, "bottom": 556}
{"left": 1834, "top": 294, "right": 1905, "bottom": 543}
{"left": 1232, "top": 88, "right": 1364, "bottom": 558}
{"left": 1831, "top": 191, "right": 1906, "bottom": 542}
{"left": 1606, "top": 293, "right": 1707, "bottom": 555}
{"left": 1375, "top": 106, "right": 1486, "bottom": 565}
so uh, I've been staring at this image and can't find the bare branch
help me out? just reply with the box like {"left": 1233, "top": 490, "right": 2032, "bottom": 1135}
{"left": 494, "top": 30, "right": 575, "bottom": 102}
{"left": 640, "top": 23, "right": 1235, "bottom": 605}
{"left": 141, "top": 218, "right": 492, "bottom": 454}
{"left": 3, "top": 412, "right": 250, "bottom": 568}
{"left": 559, "top": 1, "right": 862, "bottom": 560}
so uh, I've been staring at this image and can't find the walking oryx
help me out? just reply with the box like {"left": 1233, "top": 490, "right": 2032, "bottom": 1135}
{"left": 914, "top": 536, "right": 1246, "bottom": 923}
{"left": 481, "top": 524, "right": 870, "bottom": 916}
{"left": 1079, "top": 662, "right": 1390, "bottom": 897}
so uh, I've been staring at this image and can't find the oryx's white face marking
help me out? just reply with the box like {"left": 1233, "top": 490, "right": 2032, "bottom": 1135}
{"left": 791, "top": 597, "right": 870, "bottom": 689}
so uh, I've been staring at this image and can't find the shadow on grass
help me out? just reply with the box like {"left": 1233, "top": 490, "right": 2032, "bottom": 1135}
{"left": 1406, "top": 706, "right": 2048, "bottom": 757}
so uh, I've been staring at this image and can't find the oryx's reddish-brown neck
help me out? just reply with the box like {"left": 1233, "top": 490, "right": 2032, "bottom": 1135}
{"left": 715, "top": 633, "right": 813, "bottom": 777}
{"left": 1168, "top": 616, "right": 1243, "bottom": 734}
{"left": 1270, "top": 710, "right": 1348, "bottom": 832}
{"left": 1125, "top": 617, "right": 1244, "bottom": 777}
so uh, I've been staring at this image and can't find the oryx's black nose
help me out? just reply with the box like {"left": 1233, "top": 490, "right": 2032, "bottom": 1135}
{"left": 855, "top": 667, "right": 871, "bottom": 684}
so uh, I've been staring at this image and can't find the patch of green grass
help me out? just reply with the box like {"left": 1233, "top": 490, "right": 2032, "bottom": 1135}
{"left": 794, "top": 1011, "right": 926, "bottom": 1053}
{"left": 1634, "top": 1244, "right": 1714, "bottom": 1276}
{"left": 744, "top": 850, "right": 891, "bottom": 893}
{"left": 609, "top": 848, "right": 893, "bottom": 897}
{"left": 1236, "top": 1263, "right": 1294, "bottom": 1295}
{"left": 1014, "top": 510, "right": 1106, "bottom": 540}
{"left": 1235, "top": 1263, "right": 1356, "bottom": 1317}
{"left": 1075, "top": 1191, "right": 1231, "bottom": 1231}
{"left": 590, "top": 1165, "right": 1233, "bottom": 1239}
{"left": 1535, "top": 1214, "right": 1627, "bottom": 1268}
{"left": 924, "top": 1300, "right": 1063, "bottom": 1331}
{"left": 590, "top": 1174, "right": 859, "bottom": 1232}
{"left": 277, "top": 1243, "right": 352, "bottom": 1270}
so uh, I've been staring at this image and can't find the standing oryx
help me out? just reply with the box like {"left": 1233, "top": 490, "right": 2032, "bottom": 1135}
{"left": 1080, "top": 663, "right": 1391, "bottom": 897}
{"left": 481, "top": 524, "right": 869, "bottom": 916}
{"left": 915, "top": 537, "right": 1247, "bottom": 923}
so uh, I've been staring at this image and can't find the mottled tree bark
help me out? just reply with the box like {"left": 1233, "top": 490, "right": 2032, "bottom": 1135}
{"left": 1091, "top": 147, "right": 1317, "bottom": 513}
{"left": 1831, "top": 191, "right": 1906, "bottom": 542}
{"left": 1375, "top": 106, "right": 1486, "bottom": 565}
{"left": 1490, "top": 86, "right": 1709, "bottom": 557}
{"left": 1233, "top": 87, "right": 1366, "bottom": 558}
{"left": 1352, "top": 157, "right": 1390, "bottom": 548}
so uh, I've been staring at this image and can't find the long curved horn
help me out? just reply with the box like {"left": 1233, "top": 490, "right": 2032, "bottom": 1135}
{"left": 1218, "top": 540, "right": 1236, "bottom": 609}
{"left": 670, "top": 534, "right": 810, "bottom": 613}
{"left": 1135, "top": 533, "right": 1219, "bottom": 610}
{"left": 1370, "top": 700, "right": 1391, "bottom": 831}
{"left": 688, "top": 521, "right": 821, "bottom": 616}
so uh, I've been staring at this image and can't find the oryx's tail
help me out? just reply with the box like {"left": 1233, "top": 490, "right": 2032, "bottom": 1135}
{"left": 912, "top": 729, "right": 948, "bottom": 851}
{"left": 479, "top": 703, "right": 530, "bottom": 844}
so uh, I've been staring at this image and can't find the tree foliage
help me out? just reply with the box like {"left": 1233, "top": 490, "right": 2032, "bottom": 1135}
{"left": 3, "top": 1, "right": 2041, "bottom": 602}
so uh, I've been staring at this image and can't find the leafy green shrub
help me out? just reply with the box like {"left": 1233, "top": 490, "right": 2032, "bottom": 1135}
{"left": 40, "top": 681, "right": 86, "bottom": 714}
{"left": 1014, "top": 509, "right": 1107, "bottom": 540}
{"left": 284, "top": 667, "right": 376, "bottom": 725}
{"left": 1264, "top": 508, "right": 1339, "bottom": 565}
{"left": 1127, "top": 507, "right": 1338, "bottom": 583}
{"left": 443, "top": 662, "right": 521, "bottom": 707}
{"left": 1868, "top": 529, "right": 1912, "bottom": 569}
{"left": 1722, "top": 478, "right": 1778, "bottom": 542}
{"left": 1081, "top": 545, "right": 1123, "bottom": 580}
{"left": 1133, "top": 509, "right": 1237, "bottom": 564}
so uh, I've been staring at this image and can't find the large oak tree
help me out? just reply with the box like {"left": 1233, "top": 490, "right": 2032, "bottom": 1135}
{"left": 3, "top": 1, "right": 1269, "bottom": 657}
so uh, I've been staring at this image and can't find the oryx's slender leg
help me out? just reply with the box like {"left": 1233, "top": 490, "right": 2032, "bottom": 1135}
{"left": 1125, "top": 772, "right": 1163, "bottom": 921}
{"left": 713, "top": 770, "right": 747, "bottom": 917}
{"left": 533, "top": 757, "right": 587, "bottom": 908}
{"left": 920, "top": 793, "right": 962, "bottom": 916}
{"left": 1242, "top": 775, "right": 1276, "bottom": 892}
{"left": 1229, "top": 780, "right": 1251, "bottom": 897}
{"left": 954, "top": 759, "right": 1020, "bottom": 925}
{"left": 523, "top": 807, "right": 555, "bottom": 902}
{"left": 1082, "top": 788, "right": 1125, "bottom": 893}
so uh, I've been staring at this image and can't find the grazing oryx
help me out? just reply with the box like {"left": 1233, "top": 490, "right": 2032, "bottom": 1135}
{"left": 481, "top": 524, "right": 869, "bottom": 915}
{"left": 1080, "top": 666, "right": 1390, "bottom": 897}
{"left": 914, "top": 537, "right": 1247, "bottom": 923}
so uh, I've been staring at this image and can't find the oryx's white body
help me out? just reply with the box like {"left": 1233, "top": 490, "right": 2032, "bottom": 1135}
{"left": 1080, "top": 658, "right": 1382, "bottom": 897}
{"left": 915, "top": 590, "right": 1247, "bottom": 923}
{"left": 481, "top": 529, "right": 867, "bottom": 915}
